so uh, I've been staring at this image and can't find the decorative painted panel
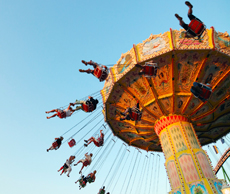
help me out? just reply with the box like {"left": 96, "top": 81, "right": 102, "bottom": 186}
{"left": 160, "top": 131, "right": 173, "bottom": 159}
{"left": 196, "top": 152, "right": 215, "bottom": 179}
{"left": 178, "top": 154, "right": 199, "bottom": 183}
{"left": 169, "top": 125, "right": 187, "bottom": 153}
{"left": 183, "top": 123, "right": 200, "bottom": 149}
{"left": 167, "top": 160, "right": 181, "bottom": 189}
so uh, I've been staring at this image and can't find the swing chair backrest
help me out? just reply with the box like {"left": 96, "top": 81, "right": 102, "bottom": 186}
{"left": 188, "top": 19, "right": 206, "bottom": 38}
{"left": 143, "top": 62, "right": 158, "bottom": 77}
{"left": 82, "top": 103, "right": 94, "bottom": 112}
{"left": 130, "top": 108, "right": 142, "bottom": 121}
{"left": 68, "top": 139, "right": 76, "bottom": 148}
{"left": 200, "top": 87, "right": 212, "bottom": 99}
{"left": 94, "top": 66, "right": 109, "bottom": 82}
{"left": 198, "top": 83, "right": 212, "bottom": 99}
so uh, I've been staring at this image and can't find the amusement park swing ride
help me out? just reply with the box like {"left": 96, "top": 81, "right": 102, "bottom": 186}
{"left": 46, "top": 9, "right": 230, "bottom": 194}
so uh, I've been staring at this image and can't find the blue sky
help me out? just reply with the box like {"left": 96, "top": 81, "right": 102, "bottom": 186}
{"left": 0, "top": 0, "right": 230, "bottom": 194}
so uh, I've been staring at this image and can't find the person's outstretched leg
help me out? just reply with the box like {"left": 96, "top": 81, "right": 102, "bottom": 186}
{"left": 47, "top": 145, "right": 54, "bottom": 152}
{"left": 175, "top": 14, "right": 187, "bottom": 29}
{"left": 185, "top": 1, "right": 193, "bottom": 15}
{"left": 74, "top": 161, "right": 80, "bottom": 166}
{"left": 75, "top": 106, "right": 82, "bottom": 111}
{"left": 47, "top": 113, "right": 57, "bottom": 119}
{"left": 58, "top": 166, "right": 64, "bottom": 172}
{"left": 79, "top": 69, "right": 94, "bottom": 74}
{"left": 79, "top": 165, "right": 84, "bottom": 174}
{"left": 87, "top": 60, "right": 98, "bottom": 69}
{"left": 46, "top": 109, "right": 58, "bottom": 114}
{"left": 84, "top": 137, "right": 94, "bottom": 147}
{"left": 67, "top": 167, "right": 72, "bottom": 177}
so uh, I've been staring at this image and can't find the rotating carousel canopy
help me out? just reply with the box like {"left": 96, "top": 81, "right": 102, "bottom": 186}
{"left": 101, "top": 27, "right": 230, "bottom": 152}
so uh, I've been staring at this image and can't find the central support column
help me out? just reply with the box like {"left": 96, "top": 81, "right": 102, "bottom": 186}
{"left": 154, "top": 115, "right": 223, "bottom": 194}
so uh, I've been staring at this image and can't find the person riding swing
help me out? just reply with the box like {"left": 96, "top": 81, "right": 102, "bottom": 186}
{"left": 46, "top": 103, "right": 76, "bottom": 119}
{"left": 136, "top": 61, "right": 158, "bottom": 77}
{"left": 75, "top": 171, "right": 96, "bottom": 189}
{"left": 57, "top": 155, "right": 75, "bottom": 177}
{"left": 84, "top": 130, "right": 104, "bottom": 147}
{"left": 98, "top": 186, "right": 106, "bottom": 194}
{"left": 190, "top": 82, "right": 212, "bottom": 102}
{"left": 175, "top": 1, "right": 205, "bottom": 39}
{"left": 119, "top": 101, "right": 142, "bottom": 121}
{"left": 74, "top": 152, "right": 93, "bottom": 174}
{"left": 79, "top": 60, "right": 109, "bottom": 82}
{"left": 74, "top": 96, "right": 99, "bottom": 112}
{"left": 47, "top": 136, "right": 63, "bottom": 152}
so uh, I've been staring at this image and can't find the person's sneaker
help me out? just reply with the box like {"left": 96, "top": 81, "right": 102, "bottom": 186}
{"left": 175, "top": 14, "right": 182, "bottom": 20}
{"left": 79, "top": 69, "right": 84, "bottom": 72}
{"left": 84, "top": 144, "right": 88, "bottom": 147}
{"left": 47, "top": 149, "right": 49, "bottom": 152}
{"left": 84, "top": 140, "right": 88, "bottom": 143}
{"left": 185, "top": 1, "right": 193, "bottom": 8}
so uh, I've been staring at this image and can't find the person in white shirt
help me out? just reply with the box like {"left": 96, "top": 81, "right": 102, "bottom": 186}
{"left": 58, "top": 156, "right": 75, "bottom": 177}
{"left": 74, "top": 153, "right": 93, "bottom": 174}
{"left": 46, "top": 103, "right": 76, "bottom": 119}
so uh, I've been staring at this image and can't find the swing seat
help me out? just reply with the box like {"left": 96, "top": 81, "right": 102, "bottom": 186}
{"left": 68, "top": 139, "right": 76, "bottom": 148}
{"left": 82, "top": 103, "right": 94, "bottom": 112}
{"left": 191, "top": 83, "right": 212, "bottom": 101}
{"left": 97, "top": 138, "right": 104, "bottom": 147}
{"left": 199, "top": 87, "right": 212, "bottom": 100}
{"left": 57, "top": 111, "right": 66, "bottom": 119}
{"left": 143, "top": 62, "right": 158, "bottom": 77}
{"left": 83, "top": 160, "right": 90, "bottom": 167}
{"left": 79, "top": 179, "right": 86, "bottom": 188}
{"left": 52, "top": 141, "right": 58, "bottom": 148}
{"left": 130, "top": 108, "right": 142, "bottom": 121}
{"left": 94, "top": 66, "right": 108, "bottom": 82}
{"left": 188, "top": 19, "right": 205, "bottom": 38}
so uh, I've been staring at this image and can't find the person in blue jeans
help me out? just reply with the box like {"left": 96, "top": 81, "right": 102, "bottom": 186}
{"left": 175, "top": 1, "right": 203, "bottom": 38}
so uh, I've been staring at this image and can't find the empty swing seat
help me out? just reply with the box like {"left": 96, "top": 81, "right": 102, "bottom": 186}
{"left": 188, "top": 19, "right": 205, "bottom": 37}
{"left": 68, "top": 139, "right": 76, "bottom": 148}
{"left": 200, "top": 87, "right": 212, "bottom": 100}
{"left": 143, "top": 62, "right": 158, "bottom": 77}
